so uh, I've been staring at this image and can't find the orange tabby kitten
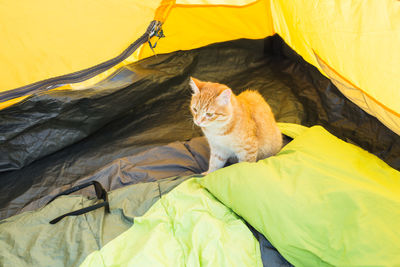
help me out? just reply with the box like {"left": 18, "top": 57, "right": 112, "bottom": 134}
{"left": 189, "top": 77, "right": 282, "bottom": 174}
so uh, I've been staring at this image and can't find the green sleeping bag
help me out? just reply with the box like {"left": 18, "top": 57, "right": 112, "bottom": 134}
{"left": 201, "top": 123, "right": 400, "bottom": 266}
{"left": 80, "top": 178, "right": 262, "bottom": 267}
{"left": 81, "top": 123, "right": 400, "bottom": 266}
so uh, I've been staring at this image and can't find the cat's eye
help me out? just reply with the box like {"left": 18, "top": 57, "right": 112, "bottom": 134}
{"left": 206, "top": 113, "right": 213, "bottom": 117}
{"left": 192, "top": 107, "right": 197, "bottom": 113}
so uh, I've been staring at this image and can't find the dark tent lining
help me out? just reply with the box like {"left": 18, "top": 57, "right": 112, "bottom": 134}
{"left": 1, "top": 36, "right": 399, "bottom": 220}
{"left": 1, "top": 137, "right": 292, "bottom": 267}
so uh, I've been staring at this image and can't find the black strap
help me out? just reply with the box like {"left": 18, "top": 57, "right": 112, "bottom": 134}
{"left": 48, "top": 181, "right": 110, "bottom": 224}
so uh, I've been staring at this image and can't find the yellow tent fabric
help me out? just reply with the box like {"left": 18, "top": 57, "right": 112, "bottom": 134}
{"left": 139, "top": 0, "right": 273, "bottom": 59}
{"left": 0, "top": 0, "right": 162, "bottom": 92}
{"left": 0, "top": 0, "right": 399, "bottom": 135}
{"left": 270, "top": 0, "right": 400, "bottom": 135}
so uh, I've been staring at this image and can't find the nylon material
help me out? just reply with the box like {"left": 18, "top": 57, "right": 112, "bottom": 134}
{"left": 0, "top": 0, "right": 161, "bottom": 92}
{"left": 1, "top": 38, "right": 399, "bottom": 222}
{"left": 276, "top": 122, "right": 308, "bottom": 139}
{"left": 175, "top": 0, "right": 256, "bottom": 5}
{"left": 315, "top": 51, "right": 400, "bottom": 118}
{"left": 332, "top": 79, "right": 400, "bottom": 136}
{"left": 332, "top": 83, "right": 373, "bottom": 116}
{"left": 0, "top": 196, "right": 101, "bottom": 267}
{"left": 270, "top": 0, "right": 400, "bottom": 116}
{"left": 0, "top": 65, "right": 167, "bottom": 172}
{"left": 57, "top": 46, "right": 145, "bottom": 91}
{"left": 0, "top": 96, "right": 30, "bottom": 110}
{"left": 139, "top": 0, "right": 273, "bottom": 59}
{"left": 0, "top": 138, "right": 289, "bottom": 266}
{"left": 19, "top": 139, "right": 207, "bottom": 215}
{"left": 0, "top": 0, "right": 270, "bottom": 108}
{"left": 80, "top": 179, "right": 262, "bottom": 267}
{"left": 0, "top": 176, "right": 188, "bottom": 267}
{"left": 1, "top": 0, "right": 398, "bottom": 120}
{"left": 63, "top": 43, "right": 148, "bottom": 90}
{"left": 275, "top": 35, "right": 400, "bottom": 171}
{"left": 363, "top": 94, "right": 400, "bottom": 137}
{"left": 1, "top": 36, "right": 398, "bottom": 266}
{"left": 316, "top": 51, "right": 400, "bottom": 135}
{"left": 0, "top": 44, "right": 147, "bottom": 110}
{"left": 0, "top": 39, "right": 294, "bottom": 174}
{"left": 251, "top": 229, "right": 293, "bottom": 267}
{"left": 154, "top": 0, "right": 175, "bottom": 23}
{"left": 270, "top": 0, "right": 325, "bottom": 76}
{"left": 201, "top": 124, "right": 400, "bottom": 266}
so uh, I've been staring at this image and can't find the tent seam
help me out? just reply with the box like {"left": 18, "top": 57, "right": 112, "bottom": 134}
{"left": 313, "top": 50, "right": 400, "bottom": 118}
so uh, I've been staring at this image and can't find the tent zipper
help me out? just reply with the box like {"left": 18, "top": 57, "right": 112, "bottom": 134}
{"left": 0, "top": 20, "right": 163, "bottom": 103}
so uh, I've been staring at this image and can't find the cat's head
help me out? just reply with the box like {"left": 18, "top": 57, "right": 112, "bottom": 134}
{"left": 189, "top": 77, "right": 233, "bottom": 128}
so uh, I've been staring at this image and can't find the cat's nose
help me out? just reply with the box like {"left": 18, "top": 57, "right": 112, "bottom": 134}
{"left": 195, "top": 118, "right": 204, "bottom": 126}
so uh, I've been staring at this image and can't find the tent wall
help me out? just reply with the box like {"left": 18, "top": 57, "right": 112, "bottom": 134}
{"left": 270, "top": 0, "right": 400, "bottom": 135}
{"left": 0, "top": 0, "right": 161, "bottom": 93}
{"left": 0, "top": 0, "right": 399, "bottom": 135}
{"left": 0, "top": 0, "right": 272, "bottom": 110}
{"left": 138, "top": 0, "right": 273, "bottom": 59}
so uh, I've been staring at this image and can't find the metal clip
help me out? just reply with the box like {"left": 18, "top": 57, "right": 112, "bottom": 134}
{"left": 148, "top": 23, "right": 165, "bottom": 56}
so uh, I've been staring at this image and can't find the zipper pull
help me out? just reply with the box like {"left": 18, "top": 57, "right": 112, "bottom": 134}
{"left": 147, "top": 21, "right": 165, "bottom": 56}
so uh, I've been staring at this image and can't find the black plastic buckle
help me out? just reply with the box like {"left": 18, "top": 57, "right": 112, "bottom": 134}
{"left": 48, "top": 181, "right": 110, "bottom": 224}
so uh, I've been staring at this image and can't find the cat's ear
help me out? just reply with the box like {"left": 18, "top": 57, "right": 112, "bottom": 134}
{"left": 216, "top": 89, "right": 232, "bottom": 105}
{"left": 189, "top": 77, "right": 201, "bottom": 95}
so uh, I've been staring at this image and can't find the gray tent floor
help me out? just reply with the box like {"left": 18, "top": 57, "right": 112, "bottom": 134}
{"left": 21, "top": 137, "right": 210, "bottom": 213}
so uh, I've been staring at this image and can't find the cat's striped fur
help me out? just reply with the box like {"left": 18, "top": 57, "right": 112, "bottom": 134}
{"left": 190, "top": 77, "right": 282, "bottom": 174}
